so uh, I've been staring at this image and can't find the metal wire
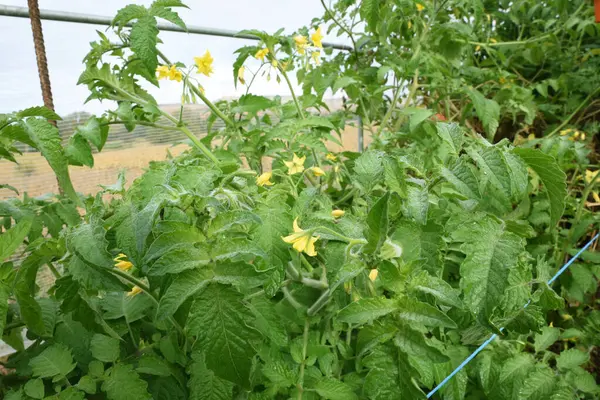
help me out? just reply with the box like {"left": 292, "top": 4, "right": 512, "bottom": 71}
{"left": 0, "top": 5, "right": 354, "bottom": 51}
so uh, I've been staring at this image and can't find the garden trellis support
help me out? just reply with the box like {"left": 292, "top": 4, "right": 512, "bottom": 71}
{"left": 0, "top": 4, "right": 365, "bottom": 151}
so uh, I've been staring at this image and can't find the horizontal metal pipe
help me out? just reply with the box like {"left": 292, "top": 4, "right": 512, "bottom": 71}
{"left": 0, "top": 4, "right": 353, "bottom": 51}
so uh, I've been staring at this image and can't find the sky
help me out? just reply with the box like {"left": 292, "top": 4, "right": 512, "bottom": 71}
{"left": 0, "top": 0, "right": 350, "bottom": 115}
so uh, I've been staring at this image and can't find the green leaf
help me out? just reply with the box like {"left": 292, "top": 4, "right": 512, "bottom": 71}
{"left": 75, "top": 117, "right": 108, "bottom": 151}
{"left": 207, "top": 210, "right": 260, "bottom": 237}
{"left": 68, "top": 223, "right": 113, "bottom": 269}
{"left": 101, "top": 291, "right": 154, "bottom": 325}
{"left": 441, "top": 157, "right": 481, "bottom": 200}
{"left": 248, "top": 296, "right": 288, "bottom": 347}
{"left": 513, "top": 148, "right": 567, "bottom": 227}
{"left": 30, "top": 344, "right": 76, "bottom": 379}
{"left": 0, "top": 283, "right": 9, "bottom": 334}
{"left": 102, "top": 364, "right": 151, "bottom": 400}
{"left": 136, "top": 354, "right": 171, "bottom": 376}
{"left": 405, "top": 185, "right": 428, "bottom": 225}
{"left": 22, "top": 118, "right": 77, "bottom": 201}
{"left": 77, "top": 375, "right": 97, "bottom": 394}
{"left": 150, "top": 7, "right": 187, "bottom": 30}
{"left": 0, "top": 215, "right": 32, "bottom": 262}
{"left": 332, "top": 76, "right": 358, "bottom": 93}
{"left": 337, "top": 297, "right": 398, "bottom": 325}
{"left": 518, "top": 366, "right": 555, "bottom": 400}
{"left": 397, "top": 297, "right": 457, "bottom": 329}
{"left": 353, "top": 151, "right": 384, "bottom": 193}
{"left": 187, "top": 284, "right": 259, "bottom": 386}
{"left": 24, "top": 378, "right": 45, "bottom": 399}
{"left": 65, "top": 133, "right": 94, "bottom": 167}
{"left": 359, "top": 0, "right": 380, "bottom": 29}
{"left": 214, "top": 262, "right": 265, "bottom": 290}
{"left": 467, "top": 88, "right": 500, "bottom": 139}
{"left": 314, "top": 378, "right": 358, "bottom": 400}
{"left": 363, "top": 193, "right": 389, "bottom": 255}
{"left": 409, "top": 108, "right": 434, "bottom": 132}
{"left": 157, "top": 268, "right": 213, "bottom": 320}
{"left": 147, "top": 246, "right": 211, "bottom": 276}
{"left": 16, "top": 106, "right": 61, "bottom": 120}
{"left": 252, "top": 201, "right": 291, "bottom": 274}
{"left": 394, "top": 324, "right": 449, "bottom": 363}
{"left": 534, "top": 326, "right": 559, "bottom": 353}
{"left": 144, "top": 229, "right": 205, "bottom": 263}
{"left": 451, "top": 215, "right": 525, "bottom": 327}
{"left": 436, "top": 123, "right": 464, "bottom": 154}
{"left": 232, "top": 94, "right": 275, "bottom": 114}
{"left": 91, "top": 334, "right": 120, "bottom": 363}
{"left": 113, "top": 4, "right": 148, "bottom": 27}
{"left": 59, "top": 387, "right": 86, "bottom": 400}
{"left": 187, "top": 349, "right": 233, "bottom": 400}
{"left": 130, "top": 15, "right": 159, "bottom": 79}
{"left": 556, "top": 348, "right": 589, "bottom": 371}
{"left": 410, "top": 271, "right": 462, "bottom": 308}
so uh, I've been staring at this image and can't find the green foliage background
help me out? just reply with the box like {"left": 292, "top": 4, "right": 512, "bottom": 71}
{"left": 0, "top": 0, "right": 600, "bottom": 399}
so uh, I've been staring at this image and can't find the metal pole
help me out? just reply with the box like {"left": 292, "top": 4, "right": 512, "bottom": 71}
{"left": 0, "top": 5, "right": 353, "bottom": 51}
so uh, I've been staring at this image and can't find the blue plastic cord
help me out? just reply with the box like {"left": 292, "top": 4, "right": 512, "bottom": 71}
{"left": 426, "top": 232, "right": 600, "bottom": 399}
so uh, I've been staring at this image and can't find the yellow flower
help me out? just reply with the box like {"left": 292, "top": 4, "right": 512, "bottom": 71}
{"left": 416, "top": 3, "right": 425, "bottom": 12}
{"left": 326, "top": 153, "right": 337, "bottom": 161}
{"left": 499, "top": 77, "right": 506, "bottom": 84}
{"left": 311, "top": 167, "right": 325, "bottom": 176}
{"left": 334, "top": 165, "right": 340, "bottom": 173}
{"left": 255, "top": 48, "right": 269, "bottom": 61}
{"left": 585, "top": 169, "right": 599, "bottom": 184}
{"left": 312, "top": 51, "right": 321, "bottom": 65}
{"left": 311, "top": 27, "right": 324, "bottom": 48}
{"left": 560, "top": 129, "right": 572, "bottom": 136}
{"left": 490, "top": 38, "right": 497, "bottom": 44}
{"left": 593, "top": 191, "right": 600, "bottom": 203}
{"left": 332, "top": 209, "right": 345, "bottom": 218}
{"left": 156, "top": 65, "right": 170, "bottom": 80}
{"left": 294, "top": 35, "right": 308, "bottom": 54}
{"left": 271, "top": 59, "right": 278, "bottom": 68}
{"left": 114, "top": 253, "right": 133, "bottom": 272}
{"left": 256, "top": 172, "right": 274, "bottom": 187}
{"left": 284, "top": 153, "right": 306, "bottom": 175}
{"left": 369, "top": 269, "right": 379, "bottom": 281}
{"left": 194, "top": 50, "right": 214, "bottom": 77}
{"left": 282, "top": 218, "right": 320, "bottom": 256}
{"left": 167, "top": 65, "right": 182, "bottom": 82}
{"left": 407, "top": 21, "right": 412, "bottom": 29}
{"left": 475, "top": 45, "right": 481, "bottom": 52}
{"left": 238, "top": 66, "right": 246, "bottom": 85}
{"left": 127, "top": 286, "right": 143, "bottom": 297}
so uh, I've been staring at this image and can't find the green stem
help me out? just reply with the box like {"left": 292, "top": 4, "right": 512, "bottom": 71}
{"left": 103, "top": 120, "right": 181, "bottom": 131}
{"left": 307, "top": 289, "right": 331, "bottom": 316}
{"left": 313, "top": 226, "right": 363, "bottom": 243}
{"left": 468, "top": 33, "right": 553, "bottom": 47}
{"left": 46, "top": 262, "right": 61, "bottom": 279}
{"left": 297, "top": 319, "right": 310, "bottom": 400}
{"left": 279, "top": 65, "right": 305, "bottom": 119}
{"left": 334, "top": 188, "right": 357, "bottom": 205}
{"left": 547, "top": 87, "right": 600, "bottom": 138}
{"left": 187, "top": 83, "right": 236, "bottom": 129}
{"left": 160, "top": 111, "right": 220, "bottom": 165}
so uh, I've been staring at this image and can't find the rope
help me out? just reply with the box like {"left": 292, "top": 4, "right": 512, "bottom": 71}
{"left": 426, "top": 232, "right": 600, "bottom": 398}
{"left": 26, "top": 0, "right": 64, "bottom": 194}
{"left": 27, "top": 0, "right": 55, "bottom": 115}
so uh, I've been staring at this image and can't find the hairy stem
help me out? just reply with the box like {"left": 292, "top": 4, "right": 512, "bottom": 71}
{"left": 297, "top": 319, "right": 310, "bottom": 400}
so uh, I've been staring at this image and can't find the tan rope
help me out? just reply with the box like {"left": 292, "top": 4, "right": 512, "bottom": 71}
{"left": 27, "top": 0, "right": 55, "bottom": 117}
{"left": 27, "top": 0, "right": 63, "bottom": 194}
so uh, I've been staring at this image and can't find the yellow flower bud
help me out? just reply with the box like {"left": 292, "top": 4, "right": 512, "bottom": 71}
{"left": 369, "top": 269, "right": 379, "bottom": 281}
{"left": 311, "top": 167, "right": 325, "bottom": 176}
{"left": 331, "top": 209, "right": 345, "bottom": 218}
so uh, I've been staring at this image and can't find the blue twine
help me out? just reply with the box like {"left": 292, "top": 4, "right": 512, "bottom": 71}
{"left": 426, "top": 232, "right": 600, "bottom": 399}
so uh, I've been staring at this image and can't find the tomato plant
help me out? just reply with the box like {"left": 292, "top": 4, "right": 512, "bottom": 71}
{"left": 0, "top": 0, "right": 599, "bottom": 399}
